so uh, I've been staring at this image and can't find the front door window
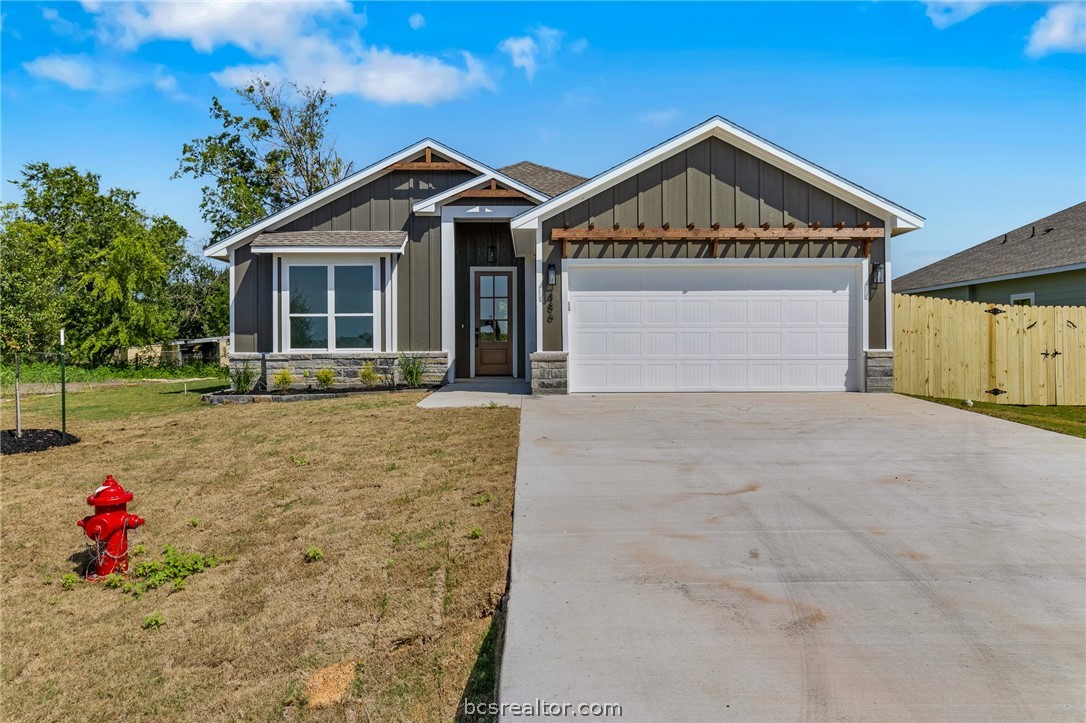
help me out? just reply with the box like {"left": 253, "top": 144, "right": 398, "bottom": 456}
{"left": 475, "top": 271, "right": 513, "bottom": 375}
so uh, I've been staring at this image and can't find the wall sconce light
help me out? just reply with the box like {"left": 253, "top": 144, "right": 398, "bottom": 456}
{"left": 872, "top": 262, "right": 885, "bottom": 285}
{"left": 547, "top": 264, "right": 557, "bottom": 286}
{"left": 487, "top": 245, "right": 497, "bottom": 264}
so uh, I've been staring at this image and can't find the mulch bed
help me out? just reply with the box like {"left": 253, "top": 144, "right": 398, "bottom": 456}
{"left": 202, "top": 385, "right": 440, "bottom": 405}
{"left": 1, "top": 429, "right": 81, "bottom": 455}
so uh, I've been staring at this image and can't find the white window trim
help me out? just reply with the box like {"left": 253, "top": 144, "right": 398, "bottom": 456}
{"left": 281, "top": 257, "right": 382, "bottom": 353}
{"left": 469, "top": 266, "right": 518, "bottom": 378}
{"left": 1010, "top": 292, "right": 1035, "bottom": 306}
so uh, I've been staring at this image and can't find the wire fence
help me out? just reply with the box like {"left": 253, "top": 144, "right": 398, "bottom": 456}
{"left": 1, "top": 350, "right": 228, "bottom": 397}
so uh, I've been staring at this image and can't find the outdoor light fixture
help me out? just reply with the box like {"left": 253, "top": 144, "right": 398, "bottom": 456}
{"left": 547, "top": 264, "right": 557, "bottom": 286}
{"left": 487, "top": 245, "right": 497, "bottom": 264}
{"left": 872, "top": 262, "right": 885, "bottom": 285}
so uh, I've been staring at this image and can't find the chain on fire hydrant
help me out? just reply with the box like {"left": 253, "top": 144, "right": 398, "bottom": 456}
{"left": 77, "top": 474, "right": 144, "bottom": 579}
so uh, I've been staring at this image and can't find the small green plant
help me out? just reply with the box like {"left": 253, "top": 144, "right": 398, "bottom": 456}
{"left": 315, "top": 368, "right": 335, "bottom": 390}
{"left": 272, "top": 368, "right": 295, "bottom": 392}
{"left": 386, "top": 461, "right": 401, "bottom": 472}
{"left": 229, "top": 362, "right": 257, "bottom": 394}
{"left": 142, "top": 612, "right": 165, "bottom": 630}
{"left": 468, "top": 525, "right": 484, "bottom": 540}
{"left": 103, "top": 573, "right": 125, "bottom": 589}
{"left": 187, "top": 517, "right": 200, "bottom": 528}
{"left": 115, "top": 545, "right": 224, "bottom": 599}
{"left": 483, "top": 400, "right": 501, "bottom": 409}
{"left": 130, "top": 543, "right": 148, "bottom": 557}
{"left": 303, "top": 546, "right": 325, "bottom": 563}
{"left": 471, "top": 493, "right": 493, "bottom": 507}
{"left": 60, "top": 573, "right": 81, "bottom": 590}
{"left": 290, "top": 454, "right": 309, "bottom": 467}
{"left": 358, "top": 361, "right": 380, "bottom": 387}
{"left": 398, "top": 353, "right": 426, "bottom": 388}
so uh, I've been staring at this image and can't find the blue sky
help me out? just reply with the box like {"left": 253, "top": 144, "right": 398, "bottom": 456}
{"left": 2, "top": 1, "right": 1084, "bottom": 276}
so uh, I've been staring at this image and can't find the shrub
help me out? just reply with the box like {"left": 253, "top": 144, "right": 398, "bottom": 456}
{"left": 358, "top": 361, "right": 380, "bottom": 387}
{"left": 303, "top": 546, "right": 325, "bottom": 563}
{"left": 229, "top": 362, "right": 257, "bottom": 394}
{"left": 315, "top": 368, "right": 335, "bottom": 390}
{"left": 272, "top": 368, "right": 294, "bottom": 392}
{"left": 398, "top": 353, "right": 426, "bottom": 388}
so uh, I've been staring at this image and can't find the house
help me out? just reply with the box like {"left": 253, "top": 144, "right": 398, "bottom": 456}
{"left": 895, "top": 201, "right": 1086, "bottom": 307}
{"left": 204, "top": 117, "right": 924, "bottom": 394}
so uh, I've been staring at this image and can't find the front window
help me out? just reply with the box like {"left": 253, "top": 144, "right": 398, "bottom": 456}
{"left": 288, "top": 264, "right": 375, "bottom": 350}
{"left": 1010, "top": 292, "right": 1035, "bottom": 306}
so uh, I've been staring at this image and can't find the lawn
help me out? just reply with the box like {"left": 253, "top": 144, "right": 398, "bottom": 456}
{"left": 916, "top": 396, "right": 1086, "bottom": 438}
{"left": 1, "top": 380, "right": 520, "bottom": 721}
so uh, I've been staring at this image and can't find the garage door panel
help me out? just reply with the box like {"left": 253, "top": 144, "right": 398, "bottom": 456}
{"left": 568, "top": 264, "right": 860, "bottom": 392}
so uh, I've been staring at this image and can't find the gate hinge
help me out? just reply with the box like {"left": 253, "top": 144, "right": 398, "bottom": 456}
{"left": 985, "top": 388, "right": 1007, "bottom": 396}
{"left": 985, "top": 307, "right": 1005, "bottom": 315}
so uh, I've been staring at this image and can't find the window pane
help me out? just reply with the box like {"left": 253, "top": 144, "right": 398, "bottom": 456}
{"left": 335, "top": 266, "right": 373, "bottom": 313}
{"left": 480, "top": 275, "right": 493, "bottom": 297}
{"left": 290, "top": 316, "right": 327, "bottom": 349}
{"left": 495, "top": 299, "right": 509, "bottom": 320}
{"left": 289, "top": 266, "right": 327, "bottom": 314}
{"left": 335, "top": 316, "right": 373, "bottom": 349}
{"left": 479, "top": 299, "right": 494, "bottom": 321}
{"left": 494, "top": 275, "right": 508, "bottom": 297}
{"left": 496, "top": 320, "right": 509, "bottom": 341}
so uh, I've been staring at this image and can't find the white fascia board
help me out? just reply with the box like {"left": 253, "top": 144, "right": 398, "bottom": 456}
{"left": 896, "top": 262, "right": 1086, "bottom": 294}
{"left": 511, "top": 116, "right": 925, "bottom": 234}
{"left": 412, "top": 172, "right": 548, "bottom": 216}
{"left": 250, "top": 245, "right": 407, "bottom": 255}
{"left": 203, "top": 138, "right": 490, "bottom": 260}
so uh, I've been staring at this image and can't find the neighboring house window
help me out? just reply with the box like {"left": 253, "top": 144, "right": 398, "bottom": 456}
{"left": 1010, "top": 292, "right": 1035, "bottom": 306}
{"left": 288, "top": 264, "right": 375, "bottom": 351}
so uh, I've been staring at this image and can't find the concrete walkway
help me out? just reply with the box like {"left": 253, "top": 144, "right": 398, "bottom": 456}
{"left": 500, "top": 394, "right": 1086, "bottom": 722}
{"left": 417, "top": 378, "right": 530, "bottom": 408}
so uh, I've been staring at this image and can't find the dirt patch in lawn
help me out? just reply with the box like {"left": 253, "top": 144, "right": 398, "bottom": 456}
{"left": 0, "top": 381, "right": 518, "bottom": 721}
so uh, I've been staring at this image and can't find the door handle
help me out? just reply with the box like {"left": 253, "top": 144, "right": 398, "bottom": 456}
{"left": 475, "top": 329, "right": 480, "bottom": 347}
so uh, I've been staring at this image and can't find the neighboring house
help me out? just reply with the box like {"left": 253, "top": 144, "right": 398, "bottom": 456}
{"left": 205, "top": 117, "right": 923, "bottom": 394}
{"left": 895, "top": 201, "right": 1086, "bottom": 307}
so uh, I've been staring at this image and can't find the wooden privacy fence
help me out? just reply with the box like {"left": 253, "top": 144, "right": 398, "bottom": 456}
{"left": 894, "top": 294, "right": 1086, "bottom": 405}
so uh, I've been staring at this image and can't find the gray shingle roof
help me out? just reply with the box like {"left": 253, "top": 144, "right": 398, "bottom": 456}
{"left": 895, "top": 201, "right": 1086, "bottom": 291}
{"left": 499, "top": 161, "right": 587, "bottom": 197}
{"left": 254, "top": 230, "right": 407, "bottom": 248}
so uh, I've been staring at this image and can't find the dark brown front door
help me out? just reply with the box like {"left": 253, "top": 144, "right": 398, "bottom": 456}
{"left": 475, "top": 271, "right": 513, "bottom": 376}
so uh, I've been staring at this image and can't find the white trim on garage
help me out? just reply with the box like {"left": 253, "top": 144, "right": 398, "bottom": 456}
{"left": 564, "top": 258, "right": 865, "bottom": 393}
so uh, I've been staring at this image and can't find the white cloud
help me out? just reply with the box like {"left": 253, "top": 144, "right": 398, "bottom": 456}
{"left": 23, "top": 52, "right": 184, "bottom": 99}
{"left": 1026, "top": 3, "right": 1086, "bottom": 57}
{"left": 42, "top": 6, "right": 93, "bottom": 41}
{"left": 78, "top": 1, "right": 491, "bottom": 105}
{"left": 923, "top": 1, "right": 991, "bottom": 30}
{"left": 639, "top": 108, "right": 679, "bottom": 127}
{"left": 408, "top": 12, "right": 425, "bottom": 30}
{"left": 499, "top": 25, "right": 584, "bottom": 80}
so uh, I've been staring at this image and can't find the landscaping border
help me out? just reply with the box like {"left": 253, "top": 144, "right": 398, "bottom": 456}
{"left": 201, "top": 385, "right": 441, "bottom": 405}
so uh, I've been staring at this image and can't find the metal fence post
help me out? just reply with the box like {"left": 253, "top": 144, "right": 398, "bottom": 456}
{"left": 60, "top": 329, "right": 67, "bottom": 443}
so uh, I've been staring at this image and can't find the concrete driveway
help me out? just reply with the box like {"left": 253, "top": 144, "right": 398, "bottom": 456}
{"left": 499, "top": 394, "right": 1085, "bottom": 722}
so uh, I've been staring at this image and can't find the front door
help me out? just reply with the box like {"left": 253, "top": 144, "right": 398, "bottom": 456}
{"left": 475, "top": 271, "right": 513, "bottom": 376}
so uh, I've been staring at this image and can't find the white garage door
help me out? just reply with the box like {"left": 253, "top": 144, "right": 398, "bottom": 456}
{"left": 567, "top": 263, "right": 862, "bottom": 392}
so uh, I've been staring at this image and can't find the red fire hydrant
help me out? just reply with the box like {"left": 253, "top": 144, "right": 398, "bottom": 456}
{"left": 77, "top": 474, "right": 144, "bottom": 579}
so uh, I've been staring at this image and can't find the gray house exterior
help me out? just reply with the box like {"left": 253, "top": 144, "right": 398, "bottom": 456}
{"left": 205, "top": 117, "right": 924, "bottom": 393}
{"left": 895, "top": 201, "right": 1086, "bottom": 307}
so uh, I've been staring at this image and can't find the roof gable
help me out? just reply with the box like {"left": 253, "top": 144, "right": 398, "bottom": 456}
{"left": 203, "top": 139, "right": 490, "bottom": 260}
{"left": 412, "top": 170, "right": 548, "bottom": 215}
{"left": 895, "top": 201, "right": 1086, "bottom": 292}
{"left": 511, "top": 116, "right": 924, "bottom": 234}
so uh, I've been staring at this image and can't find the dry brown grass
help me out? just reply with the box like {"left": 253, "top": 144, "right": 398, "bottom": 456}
{"left": 1, "top": 381, "right": 519, "bottom": 721}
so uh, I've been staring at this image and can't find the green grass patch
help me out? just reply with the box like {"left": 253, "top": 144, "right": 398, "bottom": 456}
{"left": 2, "top": 378, "right": 226, "bottom": 425}
{"left": 0, "top": 359, "right": 226, "bottom": 388}
{"left": 916, "top": 396, "right": 1086, "bottom": 438}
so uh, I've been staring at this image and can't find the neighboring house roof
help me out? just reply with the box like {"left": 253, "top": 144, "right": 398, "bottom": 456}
{"left": 895, "top": 201, "right": 1086, "bottom": 292}
{"left": 499, "top": 161, "right": 588, "bottom": 197}
{"left": 510, "top": 116, "right": 925, "bottom": 234}
{"left": 250, "top": 230, "right": 408, "bottom": 254}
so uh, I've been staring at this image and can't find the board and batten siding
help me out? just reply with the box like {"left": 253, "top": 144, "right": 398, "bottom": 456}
{"left": 230, "top": 166, "right": 478, "bottom": 353}
{"left": 232, "top": 244, "right": 274, "bottom": 353}
{"left": 541, "top": 136, "right": 889, "bottom": 352}
{"left": 912, "top": 269, "right": 1086, "bottom": 307}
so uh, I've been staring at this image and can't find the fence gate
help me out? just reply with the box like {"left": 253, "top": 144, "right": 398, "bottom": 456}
{"left": 894, "top": 294, "right": 1086, "bottom": 406}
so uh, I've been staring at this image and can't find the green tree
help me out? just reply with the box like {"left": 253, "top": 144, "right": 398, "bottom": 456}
{"left": 0, "top": 163, "right": 189, "bottom": 362}
{"left": 176, "top": 77, "right": 354, "bottom": 243}
{"left": 167, "top": 255, "right": 229, "bottom": 340}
